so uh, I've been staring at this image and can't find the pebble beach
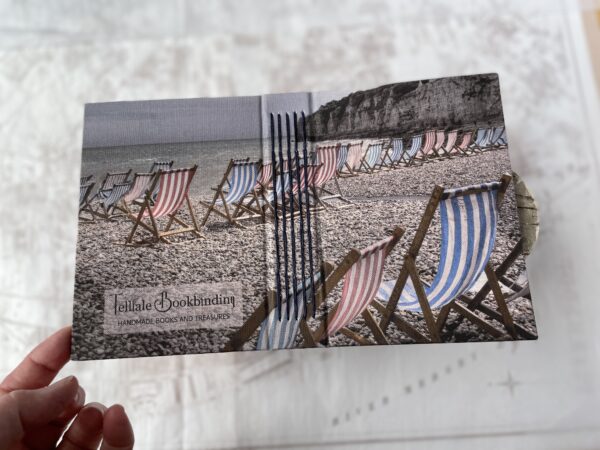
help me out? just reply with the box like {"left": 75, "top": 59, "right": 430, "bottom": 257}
{"left": 73, "top": 147, "right": 537, "bottom": 360}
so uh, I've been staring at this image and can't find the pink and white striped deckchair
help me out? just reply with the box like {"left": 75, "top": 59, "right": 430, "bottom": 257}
{"left": 454, "top": 131, "right": 473, "bottom": 156}
{"left": 121, "top": 172, "right": 155, "bottom": 211}
{"left": 442, "top": 130, "right": 459, "bottom": 157}
{"left": 420, "top": 130, "right": 437, "bottom": 161}
{"left": 312, "top": 143, "right": 351, "bottom": 207}
{"left": 433, "top": 130, "right": 446, "bottom": 157}
{"left": 312, "top": 144, "right": 340, "bottom": 189}
{"left": 311, "top": 228, "right": 404, "bottom": 345}
{"left": 126, "top": 166, "right": 202, "bottom": 244}
{"left": 340, "top": 141, "right": 364, "bottom": 176}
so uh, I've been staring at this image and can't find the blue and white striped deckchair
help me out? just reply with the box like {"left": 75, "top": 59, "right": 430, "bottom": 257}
{"left": 497, "top": 128, "right": 507, "bottom": 146}
{"left": 199, "top": 159, "right": 261, "bottom": 228}
{"left": 381, "top": 138, "right": 403, "bottom": 168}
{"left": 95, "top": 170, "right": 131, "bottom": 201}
{"left": 490, "top": 126, "right": 506, "bottom": 148}
{"left": 97, "top": 182, "right": 131, "bottom": 219}
{"left": 376, "top": 175, "right": 517, "bottom": 342}
{"left": 470, "top": 128, "right": 488, "bottom": 153}
{"left": 336, "top": 144, "right": 349, "bottom": 173}
{"left": 223, "top": 271, "right": 329, "bottom": 351}
{"left": 358, "top": 142, "right": 384, "bottom": 173}
{"left": 399, "top": 135, "right": 423, "bottom": 165}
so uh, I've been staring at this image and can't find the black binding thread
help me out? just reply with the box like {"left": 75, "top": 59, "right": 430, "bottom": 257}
{"left": 285, "top": 114, "right": 300, "bottom": 319}
{"left": 277, "top": 114, "right": 290, "bottom": 321}
{"left": 301, "top": 111, "right": 317, "bottom": 317}
{"left": 292, "top": 112, "right": 309, "bottom": 319}
{"left": 269, "top": 114, "right": 283, "bottom": 320}
{"left": 269, "top": 111, "right": 317, "bottom": 321}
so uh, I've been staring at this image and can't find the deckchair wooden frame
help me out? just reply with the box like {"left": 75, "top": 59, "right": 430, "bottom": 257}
{"left": 312, "top": 143, "right": 353, "bottom": 208}
{"left": 448, "top": 238, "right": 536, "bottom": 340}
{"left": 380, "top": 138, "right": 404, "bottom": 169}
{"left": 96, "top": 181, "right": 132, "bottom": 220}
{"left": 79, "top": 182, "right": 96, "bottom": 222}
{"left": 357, "top": 142, "right": 385, "bottom": 173}
{"left": 118, "top": 172, "right": 156, "bottom": 214}
{"left": 94, "top": 170, "right": 132, "bottom": 201}
{"left": 398, "top": 134, "right": 424, "bottom": 167}
{"left": 126, "top": 166, "right": 202, "bottom": 245}
{"left": 223, "top": 262, "right": 335, "bottom": 351}
{"left": 198, "top": 158, "right": 263, "bottom": 229}
{"left": 377, "top": 174, "right": 518, "bottom": 343}
{"left": 308, "top": 227, "right": 405, "bottom": 346}
{"left": 338, "top": 141, "right": 364, "bottom": 177}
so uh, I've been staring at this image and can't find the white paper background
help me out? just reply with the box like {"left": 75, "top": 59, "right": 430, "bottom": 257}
{"left": 1, "top": 0, "right": 600, "bottom": 448}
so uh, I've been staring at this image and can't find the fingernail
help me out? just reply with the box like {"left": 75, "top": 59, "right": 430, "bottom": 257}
{"left": 74, "top": 386, "right": 86, "bottom": 405}
{"left": 86, "top": 402, "right": 107, "bottom": 414}
{"left": 47, "top": 376, "right": 78, "bottom": 396}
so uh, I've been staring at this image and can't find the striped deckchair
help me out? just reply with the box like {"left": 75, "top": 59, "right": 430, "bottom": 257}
{"left": 490, "top": 126, "right": 506, "bottom": 148}
{"left": 432, "top": 130, "right": 446, "bottom": 157}
{"left": 357, "top": 142, "right": 384, "bottom": 173}
{"left": 126, "top": 166, "right": 202, "bottom": 244}
{"left": 381, "top": 138, "right": 404, "bottom": 169}
{"left": 420, "top": 130, "right": 437, "bottom": 161}
{"left": 454, "top": 238, "right": 536, "bottom": 340}
{"left": 120, "top": 172, "right": 155, "bottom": 212}
{"left": 95, "top": 170, "right": 131, "bottom": 201}
{"left": 199, "top": 159, "right": 262, "bottom": 228}
{"left": 149, "top": 160, "right": 174, "bottom": 173}
{"left": 80, "top": 175, "right": 93, "bottom": 185}
{"left": 223, "top": 268, "right": 331, "bottom": 351}
{"left": 375, "top": 175, "right": 518, "bottom": 343}
{"left": 123, "top": 173, "right": 154, "bottom": 203}
{"left": 336, "top": 143, "right": 349, "bottom": 174}
{"left": 442, "top": 130, "right": 458, "bottom": 157}
{"left": 79, "top": 182, "right": 95, "bottom": 221}
{"left": 454, "top": 131, "right": 473, "bottom": 156}
{"left": 311, "top": 228, "right": 404, "bottom": 345}
{"left": 96, "top": 182, "right": 131, "bottom": 219}
{"left": 340, "top": 141, "right": 364, "bottom": 176}
{"left": 497, "top": 128, "right": 507, "bottom": 146}
{"left": 470, "top": 128, "right": 494, "bottom": 152}
{"left": 290, "top": 164, "right": 321, "bottom": 197}
{"left": 398, "top": 134, "right": 423, "bottom": 166}
{"left": 313, "top": 143, "right": 351, "bottom": 207}
{"left": 313, "top": 144, "right": 340, "bottom": 189}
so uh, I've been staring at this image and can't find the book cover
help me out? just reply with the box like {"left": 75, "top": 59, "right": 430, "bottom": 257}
{"left": 72, "top": 73, "right": 537, "bottom": 360}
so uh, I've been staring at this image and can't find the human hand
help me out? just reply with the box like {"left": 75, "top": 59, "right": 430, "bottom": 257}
{"left": 0, "top": 326, "right": 135, "bottom": 449}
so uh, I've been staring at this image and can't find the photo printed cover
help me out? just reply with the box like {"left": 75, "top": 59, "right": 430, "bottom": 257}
{"left": 72, "top": 73, "right": 537, "bottom": 360}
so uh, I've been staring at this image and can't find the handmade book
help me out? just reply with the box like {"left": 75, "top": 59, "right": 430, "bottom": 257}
{"left": 72, "top": 73, "right": 538, "bottom": 360}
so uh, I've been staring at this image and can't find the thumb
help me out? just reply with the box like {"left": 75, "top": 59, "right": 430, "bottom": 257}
{"left": 0, "top": 376, "right": 79, "bottom": 448}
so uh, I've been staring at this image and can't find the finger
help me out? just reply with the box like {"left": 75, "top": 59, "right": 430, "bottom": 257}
{"left": 11, "top": 376, "right": 80, "bottom": 425}
{"left": 23, "top": 386, "right": 87, "bottom": 450}
{"left": 100, "top": 405, "right": 134, "bottom": 450}
{"left": 0, "top": 376, "right": 79, "bottom": 449}
{"left": 0, "top": 326, "right": 72, "bottom": 393}
{"left": 58, "top": 403, "right": 106, "bottom": 450}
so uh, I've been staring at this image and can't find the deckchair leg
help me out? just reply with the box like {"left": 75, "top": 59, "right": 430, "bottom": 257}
{"left": 372, "top": 301, "right": 430, "bottom": 344}
{"left": 449, "top": 302, "right": 506, "bottom": 338}
{"left": 406, "top": 258, "right": 441, "bottom": 343}
{"left": 485, "top": 264, "right": 517, "bottom": 338}
{"left": 362, "top": 308, "right": 388, "bottom": 345}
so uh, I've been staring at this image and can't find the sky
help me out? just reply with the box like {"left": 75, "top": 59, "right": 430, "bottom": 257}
{"left": 82, "top": 89, "right": 349, "bottom": 148}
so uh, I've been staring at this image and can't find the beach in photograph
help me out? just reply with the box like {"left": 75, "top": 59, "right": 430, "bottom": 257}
{"left": 73, "top": 143, "right": 536, "bottom": 360}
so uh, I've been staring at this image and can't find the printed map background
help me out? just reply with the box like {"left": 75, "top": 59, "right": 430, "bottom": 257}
{"left": 1, "top": 0, "right": 600, "bottom": 448}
